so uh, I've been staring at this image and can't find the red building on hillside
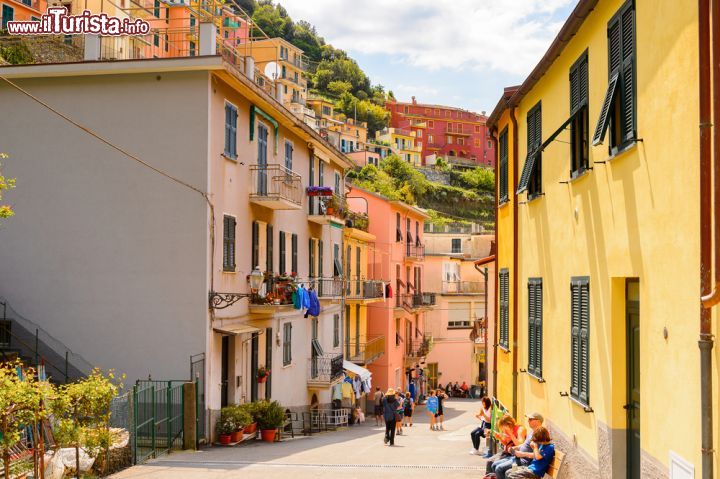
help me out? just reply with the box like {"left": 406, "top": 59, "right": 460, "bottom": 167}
{"left": 386, "top": 96, "right": 494, "bottom": 167}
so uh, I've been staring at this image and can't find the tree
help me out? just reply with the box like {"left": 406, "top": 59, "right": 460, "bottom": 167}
{"left": 52, "top": 370, "right": 120, "bottom": 478}
{"left": 251, "top": 3, "right": 293, "bottom": 39}
{"left": 327, "top": 80, "right": 352, "bottom": 96}
{"left": 0, "top": 153, "right": 15, "bottom": 223}
{"left": 0, "top": 362, "right": 49, "bottom": 479}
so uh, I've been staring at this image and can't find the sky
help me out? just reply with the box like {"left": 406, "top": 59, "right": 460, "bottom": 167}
{"left": 278, "top": 0, "right": 578, "bottom": 114}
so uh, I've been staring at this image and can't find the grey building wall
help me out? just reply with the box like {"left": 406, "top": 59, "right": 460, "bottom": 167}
{"left": 0, "top": 70, "right": 210, "bottom": 383}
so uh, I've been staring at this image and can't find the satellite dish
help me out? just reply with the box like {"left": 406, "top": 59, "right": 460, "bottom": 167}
{"left": 264, "top": 61, "right": 280, "bottom": 80}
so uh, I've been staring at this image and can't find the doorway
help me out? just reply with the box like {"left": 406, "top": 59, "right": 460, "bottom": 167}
{"left": 626, "top": 279, "right": 640, "bottom": 479}
{"left": 221, "top": 336, "right": 229, "bottom": 408}
{"left": 427, "top": 362, "right": 438, "bottom": 390}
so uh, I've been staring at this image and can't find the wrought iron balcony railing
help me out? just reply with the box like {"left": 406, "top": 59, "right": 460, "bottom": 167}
{"left": 249, "top": 164, "right": 303, "bottom": 209}
{"left": 347, "top": 335, "right": 385, "bottom": 365}
{"left": 405, "top": 336, "right": 433, "bottom": 358}
{"left": 396, "top": 292, "right": 436, "bottom": 310}
{"left": 441, "top": 281, "right": 486, "bottom": 295}
{"left": 308, "top": 354, "right": 344, "bottom": 384}
{"left": 406, "top": 243, "right": 425, "bottom": 260}
{"left": 346, "top": 280, "right": 385, "bottom": 301}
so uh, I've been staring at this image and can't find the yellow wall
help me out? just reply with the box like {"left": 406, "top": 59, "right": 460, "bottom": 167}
{"left": 495, "top": 107, "right": 516, "bottom": 414}
{"left": 345, "top": 228, "right": 374, "bottom": 345}
{"left": 507, "top": 0, "right": 700, "bottom": 472}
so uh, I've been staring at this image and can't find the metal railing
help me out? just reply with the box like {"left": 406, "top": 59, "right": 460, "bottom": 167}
{"left": 346, "top": 280, "right": 384, "bottom": 301}
{"left": 308, "top": 354, "right": 344, "bottom": 383}
{"left": 249, "top": 164, "right": 303, "bottom": 206}
{"left": 441, "top": 281, "right": 486, "bottom": 295}
{"left": 347, "top": 335, "right": 385, "bottom": 365}
{"left": 309, "top": 193, "right": 347, "bottom": 218}
{"left": 303, "top": 277, "right": 344, "bottom": 299}
{"left": 406, "top": 243, "right": 425, "bottom": 260}
{"left": 405, "top": 336, "right": 433, "bottom": 358}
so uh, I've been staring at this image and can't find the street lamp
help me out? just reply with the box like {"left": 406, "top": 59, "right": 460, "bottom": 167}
{"left": 208, "top": 266, "right": 266, "bottom": 310}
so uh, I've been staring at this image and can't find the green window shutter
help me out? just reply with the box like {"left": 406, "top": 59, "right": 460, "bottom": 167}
{"left": 620, "top": 6, "right": 636, "bottom": 142}
{"left": 570, "top": 281, "right": 580, "bottom": 399}
{"left": 291, "top": 233, "right": 298, "bottom": 275}
{"left": 279, "top": 231, "right": 286, "bottom": 274}
{"left": 535, "top": 280, "right": 543, "bottom": 377}
{"left": 499, "top": 269, "right": 509, "bottom": 349}
{"left": 499, "top": 128, "right": 509, "bottom": 203}
{"left": 266, "top": 225, "right": 274, "bottom": 274}
{"left": 309, "top": 238, "right": 315, "bottom": 278}
{"left": 528, "top": 281, "right": 535, "bottom": 374}
{"left": 517, "top": 103, "right": 542, "bottom": 194}
{"left": 527, "top": 279, "right": 543, "bottom": 378}
{"left": 251, "top": 221, "right": 259, "bottom": 270}
{"left": 579, "top": 281, "right": 590, "bottom": 404}
{"left": 318, "top": 240, "right": 324, "bottom": 278}
{"left": 592, "top": 73, "right": 619, "bottom": 146}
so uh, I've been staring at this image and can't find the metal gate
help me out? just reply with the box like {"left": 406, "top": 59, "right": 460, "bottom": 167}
{"left": 133, "top": 380, "right": 185, "bottom": 464}
{"left": 190, "top": 353, "right": 206, "bottom": 444}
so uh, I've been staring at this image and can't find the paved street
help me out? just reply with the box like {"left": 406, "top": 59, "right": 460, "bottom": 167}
{"left": 111, "top": 399, "right": 489, "bottom": 479}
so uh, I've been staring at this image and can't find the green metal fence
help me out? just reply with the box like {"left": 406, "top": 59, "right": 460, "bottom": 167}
{"left": 133, "top": 380, "right": 185, "bottom": 463}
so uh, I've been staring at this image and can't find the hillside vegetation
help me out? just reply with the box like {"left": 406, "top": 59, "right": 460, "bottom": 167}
{"left": 239, "top": 0, "right": 390, "bottom": 134}
{"left": 347, "top": 156, "right": 495, "bottom": 229}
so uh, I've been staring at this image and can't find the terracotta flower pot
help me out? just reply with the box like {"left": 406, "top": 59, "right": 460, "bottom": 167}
{"left": 258, "top": 376, "right": 267, "bottom": 383}
{"left": 244, "top": 422, "right": 257, "bottom": 434}
{"left": 261, "top": 429, "right": 277, "bottom": 442}
{"left": 231, "top": 430, "right": 243, "bottom": 442}
{"left": 219, "top": 434, "right": 231, "bottom": 445}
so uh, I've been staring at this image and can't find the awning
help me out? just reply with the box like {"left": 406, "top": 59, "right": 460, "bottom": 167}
{"left": 213, "top": 323, "right": 261, "bottom": 335}
{"left": 343, "top": 360, "right": 372, "bottom": 381}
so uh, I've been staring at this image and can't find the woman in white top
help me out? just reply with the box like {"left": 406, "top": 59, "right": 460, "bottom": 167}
{"left": 470, "top": 396, "right": 493, "bottom": 455}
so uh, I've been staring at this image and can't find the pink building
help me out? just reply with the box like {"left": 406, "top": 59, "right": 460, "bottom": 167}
{"left": 386, "top": 96, "right": 494, "bottom": 167}
{"left": 348, "top": 187, "right": 436, "bottom": 394}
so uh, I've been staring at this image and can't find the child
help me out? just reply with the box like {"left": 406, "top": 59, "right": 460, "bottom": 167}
{"left": 356, "top": 407, "right": 365, "bottom": 424}
{"left": 506, "top": 426, "right": 555, "bottom": 478}
{"left": 426, "top": 390, "right": 438, "bottom": 430}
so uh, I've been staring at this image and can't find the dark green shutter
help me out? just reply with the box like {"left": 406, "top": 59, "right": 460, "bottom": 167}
{"left": 620, "top": 6, "right": 635, "bottom": 141}
{"left": 251, "top": 221, "right": 259, "bottom": 270}
{"left": 499, "top": 128, "right": 508, "bottom": 203}
{"left": 279, "top": 231, "right": 286, "bottom": 274}
{"left": 291, "top": 233, "right": 298, "bottom": 274}
{"left": 592, "top": 73, "right": 619, "bottom": 145}
{"left": 527, "top": 279, "right": 543, "bottom": 377}
{"left": 579, "top": 281, "right": 590, "bottom": 404}
{"left": 266, "top": 224, "right": 273, "bottom": 273}
{"left": 528, "top": 281, "right": 535, "bottom": 374}
{"left": 265, "top": 327, "right": 272, "bottom": 399}
{"left": 318, "top": 240, "right": 324, "bottom": 277}
{"left": 499, "top": 269, "right": 509, "bottom": 349}
{"left": 309, "top": 239, "right": 315, "bottom": 278}
{"left": 570, "top": 281, "right": 580, "bottom": 399}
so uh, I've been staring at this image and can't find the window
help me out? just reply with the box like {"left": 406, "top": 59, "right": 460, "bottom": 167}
{"left": 224, "top": 103, "right": 238, "bottom": 159}
{"left": 335, "top": 172, "right": 341, "bottom": 195}
{"left": 417, "top": 130, "right": 422, "bottom": 138}
{"left": 593, "top": 1, "right": 636, "bottom": 153}
{"left": 428, "top": 134, "right": 434, "bottom": 143}
{"left": 396, "top": 213, "right": 403, "bottom": 241}
{"left": 447, "top": 136, "right": 453, "bottom": 144}
{"left": 279, "top": 230, "right": 286, "bottom": 274}
{"left": 458, "top": 138, "right": 464, "bottom": 146}
{"left": 448, "top": 320, "right": 471, "bottom": 329}
{"left": 404, "top": 106, "right": 409, "bottom": 113}
{"left": 318, "top": 240, "right": 324, "bottom": 279}
{"left": 415, "top": 221, "right": 420, "bottom": 246}
{"left": 451, "top": 238, "right": 462, "bottom": 254}
{"left": 333, "top": 244, "right": 342, "bottom": 276}
{"left": 189, "top": 41, "right": 196, "bottom": 56}
{"left": 266, "top": 225, "right": 274, "bottom": 274}
{"left": 251, "top": 221, "right": 259, "bottom": 270}
{"left": 1, "top": 5, "right": 12, "bottom": 30}
{"left": 428, "top": 121, "right": 434, "bottom": 128}
{"left": 333, "top": 314, "right": 340, "bottom": 347}
{"left": 434, "top": 109, "right": 440, "bottom": 115}
{"left": 570, "top": 52, "right": 589, "bottom": 177}
{"left": 284, "top": 141, "right": 293, "bottom": 170}
{"left": 322, "top": 106, "right": 331, "bottom": 116}
{"left": 475, "top": 139, "right": 481, "bottom": 147}
{"left": 517, "top": 102, "right": 542, "bottom": 199}
{"left": 223, "top": 215, "right": 236, "bottom": 271}
{"left": 528, "top": 278, "right": 543, "bottom": 379}
{"left": 474, "top": 125, "right": 481, "bottom": 133}
{"left": 570, "top": 277, "right": 590, "bottom": 405}
{"left": 499, "top": 127, "right": 509, "bottom": 204}
{"left": 395, "top": 318, "right": 401, "bottom": 346}
{"left": 499, "top": 269, "right": 509, "bottom": 350}
{"left": 309, "top": 238, "right": 316, "bottom": 278}
{"left": 153, "top": 0, "right": 159, "bottom": 16}
{"left": 164, "top": 34, "right": 168, "bottom": 52}
{"left": 153, "top": 33, "right": 159, "bottom": 47}
{"left": 291, "top": 233, "right": 298, "bottom": 275}
{"left": 341, "top": 139, "right": 347, "bottom": 153}
{"left": 283, "top": 322, "right": 292, "bottom": 365}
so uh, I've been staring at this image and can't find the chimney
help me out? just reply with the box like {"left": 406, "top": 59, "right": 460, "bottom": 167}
{"left": 412, "top": 96, "right": 417, "bottom": 105}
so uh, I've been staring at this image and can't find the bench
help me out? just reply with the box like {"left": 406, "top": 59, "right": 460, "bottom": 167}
{"left": 544, "top": 450, "right": 565, "bottom": 478}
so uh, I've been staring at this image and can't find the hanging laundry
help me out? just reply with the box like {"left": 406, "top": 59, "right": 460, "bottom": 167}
{"left": 342, "top": 380, "right": 354, "bottom": 399}
{"left": 300, "top": 285, "right": 310, "bottom": 310}
{"left": 292, "top": 289, "right": 301, "bottom": 309}
{"left": 305, "top": 289, "right": 320, "bottom": 317}
{"left": 385, "top": 283, "right": 393, "bottom": 298}
{"left": 353, "top": 376, "right": 362, "bottom": 398}
{"left": 332, "top": 383, "right": 343, "bottom": 400}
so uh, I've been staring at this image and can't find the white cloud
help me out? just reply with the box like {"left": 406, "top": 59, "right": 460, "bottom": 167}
{"left": 278, "top": 0, "right": 575, "bottom": 76}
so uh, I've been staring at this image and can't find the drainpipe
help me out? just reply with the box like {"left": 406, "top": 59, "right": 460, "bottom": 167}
{"left": 490, "top": 128, "right": 499, "bottom": 397}
{"left": 509, "top": 107, "right": 519, "bottom": 418}
{"left": 698, "top": 0, "right": 715, "bottom": 477}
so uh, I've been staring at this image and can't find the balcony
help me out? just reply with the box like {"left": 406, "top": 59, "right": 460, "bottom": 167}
{"left": 306, "top": 277, "right": 344, "bottom": 300}
{"left": 405, "top": 243, "right": 425, "bottom": 261}
{"left": 249, "top": 276, "right": 344, "bottom": 315}
{"left": 395, "top": 292, "right": 436, "bottom": 312}
{"left": 346, "top": 280, "right": 385, "bottom": 304}
{"left": 307, "top": 354, "right": 344, "bottom": 387}
{"left": 446, "top": 128, "right": 471, "bottom": 136}
{"left": 308, "top": 193, "right": 347, "bottom": 226}
{"left": 347, "top": 336, "right": 385, "bottom": 365}
{"left": 405, "top": 336, "right": 433, "bottom": 359}
{"left": 345, "top": 211, "right": 369, "bottom": 232}
{"left": 249, "top": 164, "right": 303, "bottom": 210}
{"left": 441, "top": 281, "right": 486, "bottom": 295}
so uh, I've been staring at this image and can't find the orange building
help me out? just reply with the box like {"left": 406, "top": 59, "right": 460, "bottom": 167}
{"left": 1, "top": 0, "right": 47, "bottom": 28}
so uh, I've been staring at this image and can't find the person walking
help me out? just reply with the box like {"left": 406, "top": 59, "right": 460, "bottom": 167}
{"left": 469, "top": 396, "right": 492, "bottom": 455}
{"left": 403, "top": 390, "right": 414, "bottom": 427}
{"left": 373, "top": 387, "right": 384, "bottom": 426}
{"left": 382, "top": 389, "right": 399, "bottom": 446}
{"left": 436, "top": 389, "right": 447, "bottom": 430}
{"left": 425, "top": 389, "right": 438, "bottom": 430}
{"left": 395, "top": 392, "right": 405, "bottom": 435}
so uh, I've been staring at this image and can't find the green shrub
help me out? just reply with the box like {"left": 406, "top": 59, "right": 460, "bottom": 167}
{"left": 0, "top": 43, "right": 34, "bottom": 65}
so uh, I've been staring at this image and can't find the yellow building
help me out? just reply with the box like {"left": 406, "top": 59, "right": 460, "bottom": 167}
{"left": 488, "top": 1, "right": 717, "bottom": 478}
{"left": 376, "top": 127, "right": 422, "bottom": 165}
{"left": 343, "top": 225, "right": 386, "bottom": 369}
{"left": 251, "top": 38, "right": 308, "bottom": 105}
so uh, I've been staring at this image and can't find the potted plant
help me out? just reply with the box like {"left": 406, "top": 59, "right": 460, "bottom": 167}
{"left": 231, "top": 407, "right": 252, "bottom": 441}
{"left": 257, "top": 366, "right": 270, "bottom": 383}
{"left": 215, "top": 415, "right": 236, "bottom": 445}
{"left": 254, "top": 400, "right": 286, "bottom": 442}
{"left": 238, "top": 403, "right": 258, "bottom": 434}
